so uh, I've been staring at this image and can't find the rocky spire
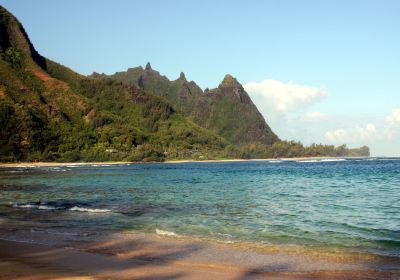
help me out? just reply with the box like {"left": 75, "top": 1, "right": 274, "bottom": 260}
{"left": 145, "top": 62, "right": 152, "bottom": 71}
{"left": 220, "top": 74, "right": 241, "bottom": 87}
{"left": 179, "top": 72, "right": 186, "bottom": 81}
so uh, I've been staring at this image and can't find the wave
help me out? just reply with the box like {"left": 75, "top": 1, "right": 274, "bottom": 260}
{"left": 46, "top": 167, "right": 69, "bottom": 172}
{"left": 69, "top": 206, "right": 111, "bottom": 213}
{"left": 297, "top": 158, "right": 346, "bottom": 163}
{"left": 156, "top": 228, "right": 179, "bottom": 237}
{"left": 319, "top": 158, "right": 346, "bottom": 162}
{"left": 11, "top": 202, "right": 111, "bottom": 213}
{"left": 297, "top": 160, "right": 318, "bottom": 163}
{"left": 13, "top": 203, "right": 59, "bottom": 210}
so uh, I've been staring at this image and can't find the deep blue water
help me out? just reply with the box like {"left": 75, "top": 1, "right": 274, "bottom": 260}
{"left": 0, "top": 158, "right": 399, "bottom": 256}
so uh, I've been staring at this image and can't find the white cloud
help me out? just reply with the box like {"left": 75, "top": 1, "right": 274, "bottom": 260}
{"left": 243, "top": 79, "right": 328, "bottom": 144}
{"left": 301, "top": 111, "right": 329, "bottom": 122}
{"left": 324, "top": 123, "right": 378, "bottom": 144}
{"left": 244, "top": 79, "right": 326, "bottom": 113}
{"left": 323, "top": 108, "right": 400, "bottom": 155}
{"left": 384, "top": 108, "right": 400, "bottom": 139}
{"left": 243, "top": 79, "right": 398, "bottom": 156}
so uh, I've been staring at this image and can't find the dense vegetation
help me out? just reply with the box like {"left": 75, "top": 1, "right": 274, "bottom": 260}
{"left": 0, "top": 6, "right": 229, "bottom": 162}
{"left": 99, "top": 65, "right": 279, "bottom": 145}
{"left": 236, "top": 142, "right": 369, "bottom": 159}
{"left": 0, "top": 6, "right": 369, "bottom": 162}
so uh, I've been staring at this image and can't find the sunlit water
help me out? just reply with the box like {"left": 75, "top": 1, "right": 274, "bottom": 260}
{"left": 0, "top": 158, "right": 399, "bottom": 257}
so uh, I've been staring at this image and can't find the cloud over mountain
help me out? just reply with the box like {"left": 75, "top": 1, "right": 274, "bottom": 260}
{"left": 244, "top": 79, "right": 326, "bottom": 114}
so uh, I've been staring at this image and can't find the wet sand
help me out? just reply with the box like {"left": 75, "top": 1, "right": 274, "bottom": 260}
{"left": 1, "top": 231, "right": 399, "bottom": 280}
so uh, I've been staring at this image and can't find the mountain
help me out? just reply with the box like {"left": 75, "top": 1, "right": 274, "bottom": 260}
{"left": 98, "top": 64, "right": 279, "bottom": 145}
{"left": 0, "top": 6, "right": 229, "bottom": 162}
{"left": 0, "top": 6, "right": 369, "bottom": 162}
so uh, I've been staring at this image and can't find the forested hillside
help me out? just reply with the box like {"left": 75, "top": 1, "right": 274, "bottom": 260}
{"left": 0, "top": 6, "right": 229, "bottom": 162}
{"left": 0, "top": 6, "right": 369, "bottom": 162}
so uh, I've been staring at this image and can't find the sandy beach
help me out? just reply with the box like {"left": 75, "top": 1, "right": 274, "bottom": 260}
{"left": 0, "top": 161, "right": 132, "bottom": 168}
{"left": 1, "top": 157, "right": 397, "bottom": 279}
{"left": 0, "top": 156, "right": 366, "bottom": 168}
{"left": 1, "top": 231, "right": 399, "bottom": 280}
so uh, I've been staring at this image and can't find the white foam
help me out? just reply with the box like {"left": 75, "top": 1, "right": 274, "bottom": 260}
{"left": 13, "top": 203, "right": 35, "bottom": 208}
{"left": 37, "top": 205, "right": 58, "bottom": 210}
{"left": 297, "top": 158, "right": 346, "bottom": 163}
{"left": 319, "top": 158, "right": 346, "bottom": 162}
{"left": 156, "top": 228, "right": 179, "bottom": 237}
{"left": 47, "top": 167, "right": 68, "bottom": 172}
{"left": 13, "top": 204, "right": 58, "bottom": 210}
{"left": 69, "top": 206, "right": 111, "bottom": 213}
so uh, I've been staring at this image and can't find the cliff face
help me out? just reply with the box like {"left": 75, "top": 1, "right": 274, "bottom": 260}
{"left": 199, "top": 74, "right": 278, "bottom": 145}
{"left": 103, "top": 66, "right": 279, "bottom": 145}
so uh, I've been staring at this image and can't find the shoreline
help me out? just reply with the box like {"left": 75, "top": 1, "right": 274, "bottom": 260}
{"left": 164, "top": 156, "right": 369, "bottom": 164}
{"left": 0, "top": 218, "right": 396, "bottom": 263}
{"left": 0, "top": 156, "right": 371, "bottom": 168}
{"left": 0, "top": 229, "right": 399, "bottom": 280}
{"left": 1, "top": 158, "right": 399, "bottom": 279}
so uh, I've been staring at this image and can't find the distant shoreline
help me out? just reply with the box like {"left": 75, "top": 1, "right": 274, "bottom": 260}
{"left": 164, "top": 156, "right": 370, "bottom": 164}
{"left": 0, "top": 156, "right": 372, "bottom": 168}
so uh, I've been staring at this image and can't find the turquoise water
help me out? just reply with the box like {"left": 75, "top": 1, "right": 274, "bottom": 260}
{"left": 0, "top": 158, "right": 399, "bottom": 257}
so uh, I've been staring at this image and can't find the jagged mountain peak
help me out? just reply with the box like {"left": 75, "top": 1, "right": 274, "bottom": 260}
{"left": 99, "top": 64, "right": 279, "bottom": 145}
{"left": 220, "top": 74, "right": 242, "bottom": 88}
{"left": 0, "top": 6, "right": 230, "bottom": 162}
{"left": 145, "top": 62, "right": 152, "bottom": 71}
{"left": 0, "top": 6, "right": 46, "bottom": 69}
{"left": 179, "top": 72, "right": 186, "bottom": 81}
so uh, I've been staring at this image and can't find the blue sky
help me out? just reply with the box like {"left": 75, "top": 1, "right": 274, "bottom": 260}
{"left": 2, "top": 0, "right": 400, "bottom": 155}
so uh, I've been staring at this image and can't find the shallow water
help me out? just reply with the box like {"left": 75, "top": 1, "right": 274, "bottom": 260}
{"left": 0, "top": 158, "right": 399, "bottom": 257}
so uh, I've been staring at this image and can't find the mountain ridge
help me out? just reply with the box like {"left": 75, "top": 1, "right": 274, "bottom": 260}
{"left": 0, "top": 6, "right": 231, "bottom": 162}
{"left": 0, "top": 5, "right": 370, "bottom": 161}
{"left": 97, "top": 63, "right": 279, "bottom": 145}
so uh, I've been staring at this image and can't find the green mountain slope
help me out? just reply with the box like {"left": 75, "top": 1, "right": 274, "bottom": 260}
{"left": 99, "top": 64, "right": 279, "bottom": 145}
{"left": 0, "top": 6, "right": 229, "bottom": 162}
{"left": 0, "top": 6, "right": 369, "bottom": 161}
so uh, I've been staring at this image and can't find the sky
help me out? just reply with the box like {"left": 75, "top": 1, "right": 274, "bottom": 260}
{"left": 2, "top": 0, "right": 399, "bottom": 156}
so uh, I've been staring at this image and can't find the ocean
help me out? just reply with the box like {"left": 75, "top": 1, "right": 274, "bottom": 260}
{"left": 0, "top": 158, "right": 399, "bottom": 257}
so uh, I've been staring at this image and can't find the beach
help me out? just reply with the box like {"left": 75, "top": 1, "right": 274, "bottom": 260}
{"left": 0, "top": 156, "right": 367, "bottom": 168}
{"left": 1, "top": 159, "right": 399, "bottom": 279}
{"left": 1, "top": 231, "right": 399, "bottom": 280}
